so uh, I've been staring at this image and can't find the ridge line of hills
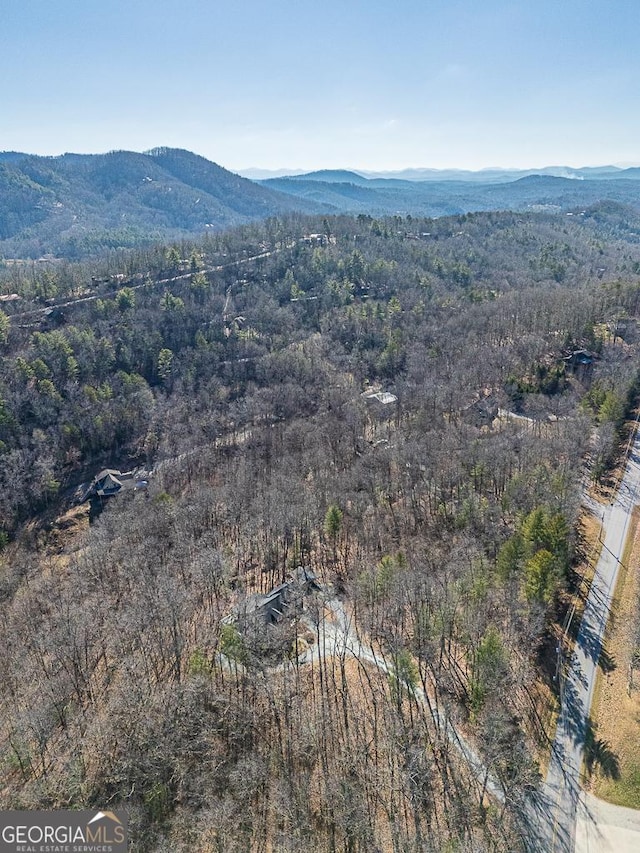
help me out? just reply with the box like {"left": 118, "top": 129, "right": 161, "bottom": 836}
{"left": 241, "top": 164, "right": 640, "bottom": 182}
{"left": 2, "top": 147, "right": 640, "bottom": 259}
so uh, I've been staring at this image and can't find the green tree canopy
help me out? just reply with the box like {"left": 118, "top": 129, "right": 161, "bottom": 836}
{"left": 324, "top": 504, "right": 343, "bottom": 539}
{"left": 524, "top": 549, "right": 560, "bottom": 604}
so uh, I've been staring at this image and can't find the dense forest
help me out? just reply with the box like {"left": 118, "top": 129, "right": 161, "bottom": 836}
{"left": 1, "top": 207, "right": 640, "bottom": 851}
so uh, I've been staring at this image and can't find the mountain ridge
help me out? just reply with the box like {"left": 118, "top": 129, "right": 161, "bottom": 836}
{"left": 240, "top": 163, "right": 637, "bottom": 183}
{"left": 3, "top": 148, "right": 640, "bottom": 258}
{"left": 261, "top": 171, "right": 640, "bottom": 219}
{"left": 0, "top": 148, "right": 322, "bottom": 258}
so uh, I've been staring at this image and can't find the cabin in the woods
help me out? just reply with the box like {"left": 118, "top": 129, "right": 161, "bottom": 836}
{"left": 79, "top": 468, "right": 135, "bottom": 503}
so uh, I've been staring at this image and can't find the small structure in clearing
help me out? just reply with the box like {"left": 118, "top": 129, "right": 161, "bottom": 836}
{"left": 562, "top": 349, "right": 595, "bottom": 381}
{"left": 461, "top": 395, "right": 499, "bottom": 428}
{"left": 362, "top": 389, "right": 398, "bottom": 405}
{"left": 563, "top": 349, "right": 594, "bottom": 368}
{"left": 78, "top": 468, "right": 136, "bottom": 504}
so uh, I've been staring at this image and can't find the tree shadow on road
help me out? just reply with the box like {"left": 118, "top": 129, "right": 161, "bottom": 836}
{"left": 568, "top": 611, "right": 616, "bottom": 672}
{"left": 522, "top": 782, "right": 577, "bottom": 853}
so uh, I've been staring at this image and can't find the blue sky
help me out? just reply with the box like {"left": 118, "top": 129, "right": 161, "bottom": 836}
{"left": 2, "top": 0, "right": 638, "bottom": 170}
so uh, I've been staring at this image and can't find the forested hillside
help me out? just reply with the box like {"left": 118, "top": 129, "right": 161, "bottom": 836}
{"left": 1, "top": 208, "right": 640, "bottom": 850}
{"left": 0, "top": 149, "right": 320, "bottom": 259}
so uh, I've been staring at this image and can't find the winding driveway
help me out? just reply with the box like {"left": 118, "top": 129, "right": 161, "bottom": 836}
{"left": 298, "top": 598, "right": 505, "bottom": 804}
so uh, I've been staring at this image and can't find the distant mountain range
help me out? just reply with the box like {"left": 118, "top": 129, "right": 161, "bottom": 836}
{"left": 260, "top": 169, "right": 640, "bottom": 219}
{"left": 360, "top": 165, "right": 640, "bottom": 182}
{"left": 2, "top": 148, "right": 640, "bottom": 258}
{"left": 241, "top": 164, "right": 640, "bottom": 182}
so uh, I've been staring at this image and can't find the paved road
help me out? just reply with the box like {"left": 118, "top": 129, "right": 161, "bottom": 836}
{"left": 9, "top": 248, "right": 278, "bottom": 322}
{"left": 534, "top": 419, "right": 640, "bottom": 851}
{"left": 575, "top": 792, "right": 640, "bottom": 851}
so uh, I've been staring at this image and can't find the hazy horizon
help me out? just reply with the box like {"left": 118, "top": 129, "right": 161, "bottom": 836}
{"left": 236, "top": 161, "right": 640, "bottom": 177}
{"left": 3, "top": 0, "right": 639, "bottom": 172}
{"left": 2, "top": 147, "right": 639, "bottom": 179}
